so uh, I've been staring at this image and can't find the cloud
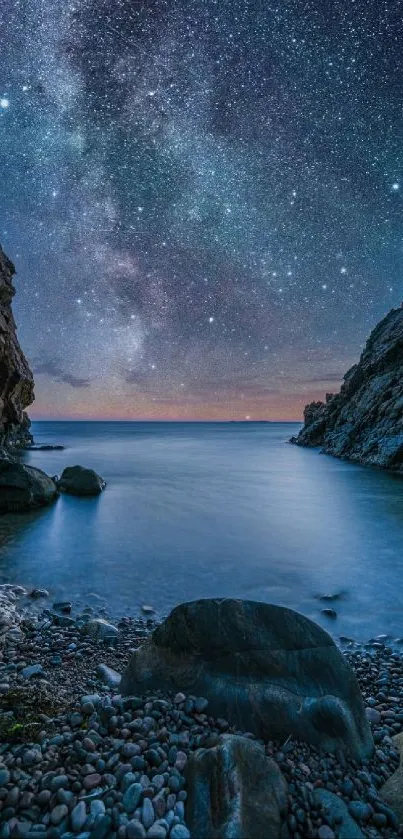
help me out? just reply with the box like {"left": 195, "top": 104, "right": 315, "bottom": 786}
{"left": 33, "top": 359, "right": 91, "bottom": 388}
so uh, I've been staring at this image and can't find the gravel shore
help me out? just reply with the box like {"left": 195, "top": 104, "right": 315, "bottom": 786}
{"left": 0, "top": 597, "right": 403, "bottom": 839}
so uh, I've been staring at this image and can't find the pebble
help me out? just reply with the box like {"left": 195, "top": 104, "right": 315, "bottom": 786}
{"left": 126, "top": 821, "right": 146, "bottom": 839}
{"left": 318, "top": 828, "right": 335, "bottom": 839}
{"left": 50, "top": 803, "right": 69, "bottom": 825}
{"left": 123, "top": 782, "right": 143, "bottom": 813}
{"left": 71, "top": 800, "right": 87, "bottom": 832}
{"left": 21, "top": 663, "right": 44, "bottom": 679}
{"left": 0, "top": 767, "right": 11, "bottom": 785}
{"left": 141, "top": 797, "right": 155, "bottom": 829}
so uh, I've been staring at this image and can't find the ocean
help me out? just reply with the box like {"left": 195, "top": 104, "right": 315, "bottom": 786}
{"left": 1, "top": 420, "right": 403, "bottom": 641}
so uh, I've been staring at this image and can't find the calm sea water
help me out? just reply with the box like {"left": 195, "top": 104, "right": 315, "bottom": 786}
{"left": 1, "top": 421, "right": 403, "bottom": 642}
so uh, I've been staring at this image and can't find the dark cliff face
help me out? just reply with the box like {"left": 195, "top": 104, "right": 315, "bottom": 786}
{"left": 292, "top": 305, "right": 403, "bottom": 471}
{"left": 0, "top": 246, "right": 34, "bottom": 448}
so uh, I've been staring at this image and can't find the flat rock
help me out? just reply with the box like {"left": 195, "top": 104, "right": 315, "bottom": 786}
{"left": 120, "top": 598, "right": 373, "bottom": 760}
{"left": 185, "top": 734, "right": 287, "bottom": 839}
{"left": 0, "top": 458, "right": 58, "bottom": 512}
{"left": 56, "top": 465, "right": 106, "bottom": 496}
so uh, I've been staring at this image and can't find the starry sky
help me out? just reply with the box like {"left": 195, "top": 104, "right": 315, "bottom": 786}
{"left": 1, "top": 0, "right": 402, "bottom": 420}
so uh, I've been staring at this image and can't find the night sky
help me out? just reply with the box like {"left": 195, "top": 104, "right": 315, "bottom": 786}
{"left": 1, "top": 0, "right": 402, "bottom": 420}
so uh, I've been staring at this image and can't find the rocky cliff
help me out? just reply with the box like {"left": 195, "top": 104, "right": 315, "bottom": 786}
{"left": 291, "top": 305, "right": 403, "bottom": 471}
{"left": 0, "top": 246, "right": 34, "bottom": 448}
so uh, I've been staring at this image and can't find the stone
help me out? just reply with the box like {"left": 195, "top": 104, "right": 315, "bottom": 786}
{"left": 56, "top": 465, "right": 106, "bottom": 496}
{"left": 185, "top": 734, "right": 287, "bottom": 839}
{"left": 0, "top": 585, "right": 26, "bottom": 646}
{"left": 50, "top": 804, "right": 69, "bottom": 825}
{"left": 0, "top": 766, "right": 10, "bottom": 786}
{"left": 313, "top": 790, "right": 365, "bottom": 838}
{"left": 90, "top": 815, "right": 112, "bottom": 839}
{"left": 366, "top": 707, "right": 381, "bottom": 724}
{"left": 83, "top": 773, "right": 101, "bottom": 791}
{"left": 0, "top": 246, "right": 34, "bottom": 450}
{"left": 29, "top": 589, "right": 50, "bottom": 598}
{"left": 348, "top": 801, "right": 372, "bottom": 823}
{"left": 120, "top": 598, "right": 373, "bottom": 759}
{"left": 321, "top": 608, "right": 337, "bottom": 619}
{"left": 318, "top": 828, "right": 335, "bottom": 839}
{"left": 126, "top": 821, "right": 146, "bottom": 839}
{"left": 379, "top": 731, "right": 403, "bottom": 822}
{"left": 141, "top": 797, "right": 155, "bottom": 829}
{"left": 169, "top": 829, "right": 190, "bottom": 839}
{"left": 21, "top": 663, "right": 44, "bottom": 679}
{"left": 81, "top": 619, "right": 118, "bottom": 641}
{"left": 123, "top": 782, "right": 143, "bottom": 813}
{"left": 96, "top": 663, "right": 121, "bottom": 687}
{"left": 71, "top": 801, "right": 87, "bottom": 832}
{"left": 291, "top": 304, "right": 403, "bottom": 472}
{"left": 0, "top": 459, "right": 58, "bottom": 512}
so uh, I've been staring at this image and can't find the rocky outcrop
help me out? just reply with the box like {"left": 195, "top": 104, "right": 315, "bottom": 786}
{"left": 0, "top": 246, "right": 34, "bottom": 448}
{"left": 292, "top": 305, "right": 403, "bottom": 470}
{"left": 185, "top": 734, "right": 287, "bottom": 839}
{"left": 120, "top": 598, "right": 374, "bottom": 760}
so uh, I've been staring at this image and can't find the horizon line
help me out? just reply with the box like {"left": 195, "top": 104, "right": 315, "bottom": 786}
{"left": 30, "top": 417, "right": 302, "bottom": 423}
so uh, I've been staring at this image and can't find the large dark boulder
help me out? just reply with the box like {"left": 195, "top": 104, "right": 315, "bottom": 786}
{"left": 120, "top": 598, "right": 373, "bottom": 761}
{"left": 0, "top": 458, "right": 58, "bottom": 511}
{"left": 185, "top": 734, "right": 287, "bottom": 839}
{"left": 57, "top": 465, "right": 106, "bottom": 496}
{"left": 292, "top": 305, "right": 403, "bottom": 471}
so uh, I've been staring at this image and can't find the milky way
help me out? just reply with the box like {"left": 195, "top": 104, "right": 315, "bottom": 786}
{"left": 1, "top": 0, "right": 402, "bottom": 419}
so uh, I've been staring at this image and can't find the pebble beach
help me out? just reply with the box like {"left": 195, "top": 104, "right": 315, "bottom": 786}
{"left": 0, "top": 594, "right": 403, "bottom": 839}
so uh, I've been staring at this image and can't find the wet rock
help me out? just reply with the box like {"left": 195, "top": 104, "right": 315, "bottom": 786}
{"left": 121, "top": 598, "right": 373, "bottom": 759}
{"left": 0, "top": 459, "right": 58, "bottom": 512}
{"left": 185, "top": 734, "right": 287, "bottom": 839}
{"left": 29, "top": 589, "right": 50, "bottom": 599}
{"left": 56, "top": 465, "right": 106, "bottom": 496}
{"left": 321, "top": 608, "right": 337, "bottom": 619}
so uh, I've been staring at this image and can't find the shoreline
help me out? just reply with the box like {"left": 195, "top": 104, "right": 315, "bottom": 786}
{"left": 0, "top": 591, "right": 403, "bottom": 837}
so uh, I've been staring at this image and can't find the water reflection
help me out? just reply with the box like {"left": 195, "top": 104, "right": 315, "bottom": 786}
{"left": 0, "top": 421, "right": 402, "bottom": 641}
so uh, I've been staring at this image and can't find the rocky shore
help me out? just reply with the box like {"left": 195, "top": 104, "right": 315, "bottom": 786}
{"left": 0, "top": 590, "right": 403, "bottom": 839}
{"left": 291, "top": 305, "right": 403, "bottom": 471}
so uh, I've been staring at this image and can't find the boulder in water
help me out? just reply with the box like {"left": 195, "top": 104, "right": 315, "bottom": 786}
{"left": 57, "top": 465, "right": 106, "bottom": 496}
{"left": 0, "top": 458, "right": 58, "bottom": 511}
{"left": 120, "top": 598, "right": 373, "bottom": 760}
